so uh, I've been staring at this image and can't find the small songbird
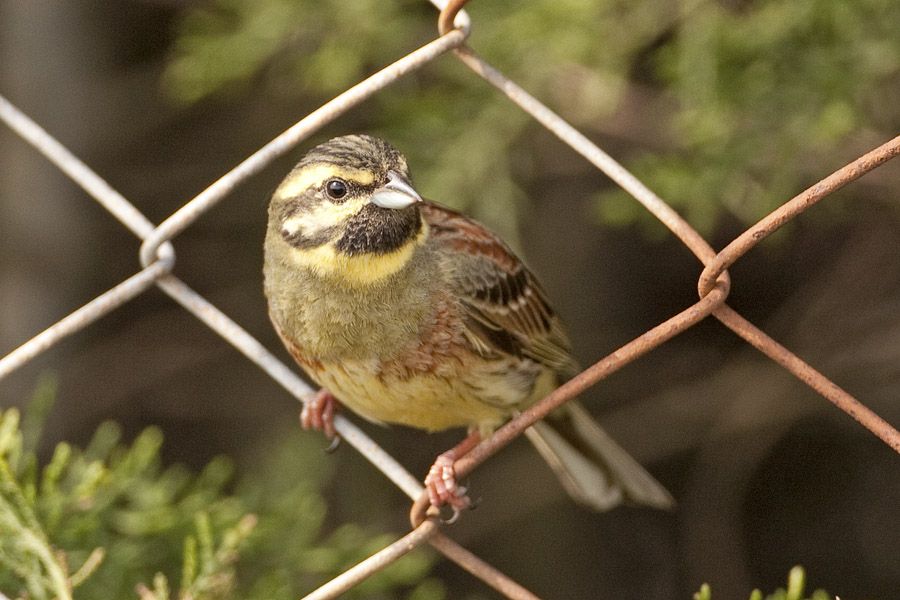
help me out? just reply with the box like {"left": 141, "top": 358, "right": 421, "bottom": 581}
{"left": 263, "top": 134, "right": 672, "bottom": 513}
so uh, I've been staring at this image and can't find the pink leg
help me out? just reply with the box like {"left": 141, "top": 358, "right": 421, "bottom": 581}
{"left": 300, "top": 388, "right": 339, "bottom": 440}
{"left": 425, "top": 431, "right": 482, "bottom": 517}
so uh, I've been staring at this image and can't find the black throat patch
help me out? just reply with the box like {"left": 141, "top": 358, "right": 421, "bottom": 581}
{"left": 335, "top": 203, "right": 422, "bottom": 256}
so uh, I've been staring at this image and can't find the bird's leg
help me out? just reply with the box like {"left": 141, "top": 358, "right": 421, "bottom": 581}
{"left": 425, "top": 430, "right": 482, "bottom": 517}
{"left": 300, "top": 388, "right": 339, "bottom": 441}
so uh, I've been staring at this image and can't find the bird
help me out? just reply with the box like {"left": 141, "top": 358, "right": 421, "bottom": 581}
{"left": 263, "top": 134, "right": 673, "bottom": 514}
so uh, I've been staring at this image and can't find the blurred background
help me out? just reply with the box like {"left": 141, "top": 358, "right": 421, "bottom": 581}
{"left": 1, "top": 1, "right": 899, "bottom": 598}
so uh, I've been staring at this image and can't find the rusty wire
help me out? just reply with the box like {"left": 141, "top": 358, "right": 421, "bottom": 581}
{"left": 438, "top": 0, "right": 471, "bottom": 36}
{"left": 1, "top": 0, "right": 899, "bottom": 598}
{"left": 699, "top": 135, "right": 900, "bottom": 453}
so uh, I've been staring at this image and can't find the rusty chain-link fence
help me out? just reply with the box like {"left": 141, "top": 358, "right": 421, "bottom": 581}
{"left": 2, "top": 0, "right": 899, "bottom": 598}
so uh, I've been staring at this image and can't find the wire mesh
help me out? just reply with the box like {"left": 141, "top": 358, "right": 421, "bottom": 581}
{"left": 1, "top": 0, "right": 898, "bottom": 598}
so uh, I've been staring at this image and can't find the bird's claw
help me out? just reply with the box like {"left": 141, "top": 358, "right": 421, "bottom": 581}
{"left": 324, "top": 435, "right": 341, "bottom": 453}
{"left": 301, "top": 389, "right": 339, "bottom": 443}
{"left": 425, "top": 453, "right": 472, "bottom": 522}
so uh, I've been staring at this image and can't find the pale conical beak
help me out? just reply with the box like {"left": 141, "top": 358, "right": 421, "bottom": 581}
{"left": 370, "top": 171, "right": 422, "bottom": 210}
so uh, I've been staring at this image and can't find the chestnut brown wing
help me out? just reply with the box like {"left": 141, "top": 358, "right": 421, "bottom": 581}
{"left": 421, "top": 202, "right": 578, "bottom": 377}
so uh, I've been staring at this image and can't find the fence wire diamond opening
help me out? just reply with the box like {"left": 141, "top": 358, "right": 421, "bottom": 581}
{"left": 1, "top": 1, "right": 898, "bottom": 598}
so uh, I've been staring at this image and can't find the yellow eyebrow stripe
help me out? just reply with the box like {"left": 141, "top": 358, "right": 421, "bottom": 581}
{"left": 274, "top": 164, "right": 376, "bottom": 200}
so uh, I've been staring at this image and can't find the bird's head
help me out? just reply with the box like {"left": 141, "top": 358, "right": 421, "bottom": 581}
{"left": 267, "top": 135, "right": 427, "bottom": 286}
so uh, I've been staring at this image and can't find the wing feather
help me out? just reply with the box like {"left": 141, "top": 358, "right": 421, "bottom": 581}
{"left": 421, "top": 202, "right": 578, "bottom": 376}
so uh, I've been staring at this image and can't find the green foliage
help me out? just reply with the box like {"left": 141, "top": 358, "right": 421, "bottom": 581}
{"left": 231, "top": 430, "right": 441, "bottom": 600}
{"left": 601, "top": 0, "right": 900, "bottom": 235}
{"left": 0, "top": 383, "right": 443, "bottom": 599}
{"left": 164, "top": 0, "right": 898, "bottom": 239}
{"left": 695, "top": 566, "right": 833, "bottom": 600}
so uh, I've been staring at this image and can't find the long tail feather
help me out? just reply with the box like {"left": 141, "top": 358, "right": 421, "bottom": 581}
{"left": 524, "top": 401, "right": 674, "bottom": 511}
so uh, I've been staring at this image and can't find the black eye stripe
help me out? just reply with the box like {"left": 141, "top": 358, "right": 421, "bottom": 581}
{"left": 354, "top": 181, "right": 378, "bottom": 195}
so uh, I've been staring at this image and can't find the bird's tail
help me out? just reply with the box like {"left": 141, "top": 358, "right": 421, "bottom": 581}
{"left": 524, "top": 400, "right": 674, "bottom": 511}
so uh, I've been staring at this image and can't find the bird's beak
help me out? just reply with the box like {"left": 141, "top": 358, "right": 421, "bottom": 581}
{"left": 370, "top": 171, "right": 422, "bottom": 210}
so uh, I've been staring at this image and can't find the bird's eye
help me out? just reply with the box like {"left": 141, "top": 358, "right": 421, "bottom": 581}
{"left": 325, "top": 178, "right": 348, "bottom": 201}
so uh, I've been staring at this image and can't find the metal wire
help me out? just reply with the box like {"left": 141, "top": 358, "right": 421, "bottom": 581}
{"left": 302, "top": 520, "right": 441, "bottom": 600}
{"left": 1, "top": 1, "right": 898, "bottom": 598}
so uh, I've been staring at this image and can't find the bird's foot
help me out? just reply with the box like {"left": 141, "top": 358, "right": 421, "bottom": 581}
{"left": 301, "top": 388, "right": 339, "bottom": 442}
{"left": 425, "top": 452, "right": 471, "bottom": 522}
{"left": 423, "top": 431, "right": 482, "bottom": 523}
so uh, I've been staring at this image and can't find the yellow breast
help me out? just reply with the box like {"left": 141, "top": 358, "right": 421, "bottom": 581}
{"left": 308, "top": 358, "right": 538, "bottom": 434}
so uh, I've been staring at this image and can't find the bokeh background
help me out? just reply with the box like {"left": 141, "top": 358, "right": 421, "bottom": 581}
{"left": 2, "top": 1, "right": 899, "bottom": 598}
